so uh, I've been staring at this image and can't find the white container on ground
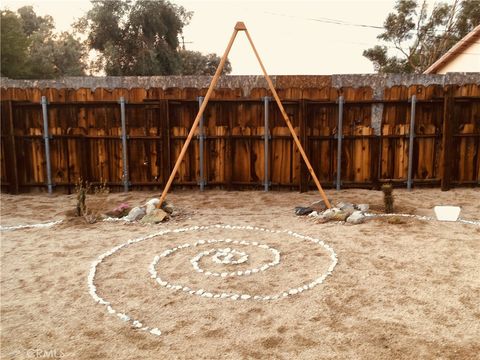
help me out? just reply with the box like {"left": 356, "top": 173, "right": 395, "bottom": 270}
{"left": 434, "top": 206, "right": 461, "bottom": 221}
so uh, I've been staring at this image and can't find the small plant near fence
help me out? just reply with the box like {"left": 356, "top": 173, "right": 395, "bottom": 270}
{"left": 74, "top": 178, "right": 110, "bottom": 223}
{"left": 381, "top": 184, "right": 394, "bottom": 214}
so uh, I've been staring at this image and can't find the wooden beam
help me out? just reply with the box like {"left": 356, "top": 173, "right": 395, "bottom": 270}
{"left": 158, "top": 25, "right": 240, "bottom": 206}
{"left": 244, "top": 29, "right": 331, "bottom": 208}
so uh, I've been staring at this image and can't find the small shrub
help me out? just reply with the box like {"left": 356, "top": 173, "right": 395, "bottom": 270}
{"left": 386, "top": 216, "right": 406, "bottom": 225}
{"left": 75, "top": 178, "right": 90, "bottom": 217}
{"left": 381, "top": 184, "right": 394, "bottom": 214}
{"left": 93, "top": 177, "right": 110, "bottom": 195}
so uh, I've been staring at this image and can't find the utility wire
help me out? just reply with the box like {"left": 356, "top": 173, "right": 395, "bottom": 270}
{"left": 264, "top": 10, "right": 384, "bottom": 30}
{"left": 264, "top": 10, "right": 479, "bottom": 36}
{"left": 264, "top": 11, "right": 480, "bottom": 55}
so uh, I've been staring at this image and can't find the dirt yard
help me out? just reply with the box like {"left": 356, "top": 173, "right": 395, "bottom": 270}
{"left": 1, "top": 188, "right": 479, "bottom": 360}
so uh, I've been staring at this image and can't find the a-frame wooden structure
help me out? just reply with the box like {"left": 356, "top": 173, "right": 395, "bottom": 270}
{"left": 159, "top": 22, "right": 331, "bottom": 208}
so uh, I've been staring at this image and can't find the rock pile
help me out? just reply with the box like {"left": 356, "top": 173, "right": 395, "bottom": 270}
{"left": 295, "top": 201, "right": 369, "bottom": 225}
{"left": 104, "top": 198, "right": 175, "bottom": 224}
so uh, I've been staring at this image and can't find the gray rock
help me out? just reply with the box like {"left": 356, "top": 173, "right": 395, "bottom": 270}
{"left": 161, "top": 201, "right": 174, "bottom": 214}
{"left": 295, "top": 207, "right": 313, "bottom": 216}
{"left": 309, "top": 200, "right": 332, "bottom": 212}
{"left": 336, "top": 202, "right": 355, "bottom": 215}
{"left": 322, "top": 208, "right": 336, "bottom": 219}
{"left": 355, "top": 203, "right": 369, "bottom": 212}
{"left": 315, "top": 213, "right": 329, "bottom": 223}
{"left": 141, "top": 209, "right": 168, "bottom": 224}
{"left": 145, "top": 203, "right": 157, "bottom": 215}
{"left": 346, "top": 210, "right": 366, "bottom": 224}
{"left": 323, "top": 208, "right": 349, "bottom": 221}
{"left": 123, "top": 206, "right": 146, "bottom": 221}
{"left": 144, "top": 198, "right": 160, "bottom": 215}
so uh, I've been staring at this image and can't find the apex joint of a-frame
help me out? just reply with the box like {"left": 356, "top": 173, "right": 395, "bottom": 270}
{"left": 234, "top": 21, "right": 247, "bottom": 31}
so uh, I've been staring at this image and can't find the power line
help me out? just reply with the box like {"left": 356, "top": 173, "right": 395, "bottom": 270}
{"left": 264, "top": 10, "right": 479, "bottom": 36}
{"left": 264, "top": 11, "right": 384, "bottom": 30}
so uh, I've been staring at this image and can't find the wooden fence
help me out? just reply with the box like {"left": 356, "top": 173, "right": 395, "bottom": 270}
{"left": 1, "top": 84, "right": 479, "bottom": 193}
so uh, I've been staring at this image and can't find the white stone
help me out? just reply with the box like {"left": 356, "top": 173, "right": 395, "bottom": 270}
{"left": 145, "top": 203, "right": 157, "bottom": 215}
{"left": 118, "top": 313, "right": 130, "bottom": 322}
{"left": 150, "top": 328, "right": 161, "bottom": 336}
{"left": 357, "top": 203, "right": 369, "bottom": 211}
{"left": 145, "top": 198, "right": 160, "bottom": 207}
{"left": 87, "top": 224, "right": 339, "bottom": 337}
{"left": 346, "top": 210, "right": 366, "bottom": 225}
{"left": 123, "top": 206, "right": 146, "bottom": 221}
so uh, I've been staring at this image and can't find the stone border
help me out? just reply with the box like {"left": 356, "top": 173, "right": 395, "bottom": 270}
{"left": 364, "top": 212, "right": 480, "bottom": 226}
{"left": 0, "top": 220, "right": 63, "bottom": 232}
{"left": 186, "top": 240, "right": 280, "bottom": 277}
{"left": 88, "top": 224, "right": 338, "bottom": 337}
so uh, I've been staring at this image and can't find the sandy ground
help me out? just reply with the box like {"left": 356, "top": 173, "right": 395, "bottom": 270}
{"left": 1, "top": 188, "right": 479, "bottom": 360}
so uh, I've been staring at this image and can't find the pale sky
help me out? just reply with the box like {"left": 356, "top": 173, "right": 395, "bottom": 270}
{"left": 1, "top": 0, "right": 440, "bottom": 74}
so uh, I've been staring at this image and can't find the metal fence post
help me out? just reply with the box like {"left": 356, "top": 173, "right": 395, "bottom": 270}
{"left": 336, "top": 96, "right": 344, "bottom": 191}
{"left": 41, "top": 96, "right": 53, "bottom": 193}
{"left": 198, "top": 96, "right": 206, "bottom": 191}
{"left": 263, "top": 96, "right": 271, "bottom": 191}
{"left": 119, "top": 97, "right": 129, "bottom": 192}
{"left": 407, "top": 95, "right": 416, "bottom": 190}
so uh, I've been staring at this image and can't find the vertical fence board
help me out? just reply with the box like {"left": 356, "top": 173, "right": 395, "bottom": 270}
{"left": 1, "top": 83, "right": 478, "bottom": 192}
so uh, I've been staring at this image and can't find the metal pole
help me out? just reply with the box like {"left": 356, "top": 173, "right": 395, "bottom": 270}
{"left": 336, "top": 96, "right": 344, "bottom": 191}
{"left": 41, "top": 96, "right": 53, "bottom": 194}
{"left": 263, "top": 96, "right": 270, "bottom": 191}
{"left": 407, "top": 95, "right": 416, "bottom": 190}
{"left": 119, "top": 96, "right": 129, "bottom": 192}
{"left": 198, "top": 96, "right": 206, "bottom": 191}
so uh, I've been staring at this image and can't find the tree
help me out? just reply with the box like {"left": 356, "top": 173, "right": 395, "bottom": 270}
{"left": 0, "top": 10, "right": 30, "bottom": 78}
{"left": 17, "top": 5, "right": 53, "bottom": 36}
{"left": 53, "top": 32, "right": 87, "bottom": 76}
{"left": 78, "top": 0, "right": 231, "bottom": 76}
{"left": 363, "top": 0, "right": 480, "bottom": 73}
{"left": 1, "top": 6, "right": 86, "bottom": 78}
{"left": 179, "top": 50, "right": 231, "bottom": 75}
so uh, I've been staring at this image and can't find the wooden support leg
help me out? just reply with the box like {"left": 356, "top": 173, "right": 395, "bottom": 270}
{"left": 244, "top": 29, "right": 331, "bottom": 208}
{"left": 158, "top": 26, "right": 240, "bottom": 206}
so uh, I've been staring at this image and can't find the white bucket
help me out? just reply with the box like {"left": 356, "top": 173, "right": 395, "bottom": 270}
{"left": 434, "top": 206, "right": 461, "bottom": 221}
